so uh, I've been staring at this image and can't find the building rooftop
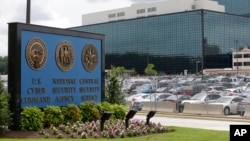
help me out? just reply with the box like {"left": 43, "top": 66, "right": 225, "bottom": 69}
{"left": 82, "top": 0, "right": 225, "bottom": 25}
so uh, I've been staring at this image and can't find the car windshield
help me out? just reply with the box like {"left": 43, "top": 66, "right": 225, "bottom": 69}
{"left": 167, "top": 95, "right": 181, "bottom": 100}
{"left": 145, "top": 94, "right": 156, "bottom": 100}
{"left": 215, "top": 97, "right": 232, "bottom": 103}
{"left": 202, "top": 87, "right": 212, "bottom": 91}
{"left": 242, "top": 97, "right": 250, "bottom": 103}
{"left": 191, "top": 93, "right": 206, "bottom": 100}
{"left": 142, "top": 84, "right": 152, "bottom": 89}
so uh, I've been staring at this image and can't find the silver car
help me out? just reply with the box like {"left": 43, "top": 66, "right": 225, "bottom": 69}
{"left": 209, "top": 96, "right": 244, "bottom": 115}
{"left": 237, "top": 97, "right": 250, "bottom": 116}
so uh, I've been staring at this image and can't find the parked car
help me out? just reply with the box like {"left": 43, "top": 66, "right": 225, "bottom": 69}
{"left": 126, "top": 93, "right": 149, "bottom": 101}
{"left": 140, "top": 84, "right": 155, "bottom": 93}
{"left": 122, "top": 82, "right": 137, "bottom": 94}
{"left": 224, "top": 88, "right": 243, "bottom": 96}
{"left": 237, "top": 97, "right": 250, "bottom": 116}
{"left": 180, "top": 92, "right": 222, "bottom": 113}
{"left": 220, "top": 77, "right": 242, "bottom": 86}
{"left": 240, "top": 87, "right": 250, "bottom": 98}
{"left": 156, "top": 86, "right": 171, "bottom": 93}
{"left": 163, "top": 94, "right": 191, "bottom": 112}
{"left": 209, "top": 96, "right": 244, "bottom": 115}
{"left": 181, "top": 92, "right": 222, "bottom": 105}
{"left": 131, "top": 93, "right": 172, "bottom": 110}
{"left": 141, "top": 93, "right": 173, "bottom": 102}
{"left": 201, "top": 85, "right": 227, "bottom": 95}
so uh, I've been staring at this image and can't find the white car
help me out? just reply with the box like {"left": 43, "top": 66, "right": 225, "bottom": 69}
{"left": 209, "top": 96, "right": 244, "bottom": 115}
{"left": 142, "top": 93, "right": 172, "bottom": 102}
{"left": 224, "top": 88, "right": 243, "bottom": 96}
{"left": 126, "top": 93, "right": 149, "bottom": 101}
{"left": 181, "top": 92, "right": 222, "bottom": 105}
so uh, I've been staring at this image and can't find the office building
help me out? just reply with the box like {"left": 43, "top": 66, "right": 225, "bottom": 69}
{"left": 71, "top": 0, "right": 250, "bottom": 74}
{"left": 217, "top": 0, "right": 250, "bottom": 16}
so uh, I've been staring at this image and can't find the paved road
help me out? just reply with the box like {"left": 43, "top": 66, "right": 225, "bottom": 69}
{"left": 133, "top": 115, "right": 250, "bottom": 131}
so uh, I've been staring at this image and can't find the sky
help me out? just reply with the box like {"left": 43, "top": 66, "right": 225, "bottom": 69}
{"left": 0, "top": 0, "right": 163, "bottom": 57}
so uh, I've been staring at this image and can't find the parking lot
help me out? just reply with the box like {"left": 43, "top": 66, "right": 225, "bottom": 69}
{"left": 123, "top": 74, "right": 250, "bottom": 118}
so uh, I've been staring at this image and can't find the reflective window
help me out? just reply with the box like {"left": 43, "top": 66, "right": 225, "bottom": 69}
{"left": 218, "top": 0, "right": 250, "bottom": 16}
{"left": 71, "top": 10, "right": 250, "bottom": 74}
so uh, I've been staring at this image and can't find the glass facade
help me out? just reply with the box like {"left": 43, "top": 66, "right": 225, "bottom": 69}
{"left": 71, "top": 10, "right": 250, "bottom": 74}
{"left": 218, "top": 0, "right": 250, "bottom": 16}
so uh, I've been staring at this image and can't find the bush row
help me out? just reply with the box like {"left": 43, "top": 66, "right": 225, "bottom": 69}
{"left": 0, "top": 93, "right": 12, "bottom": 135}
{"left": 20, "top": 101, "right": 127, "bottom": 131}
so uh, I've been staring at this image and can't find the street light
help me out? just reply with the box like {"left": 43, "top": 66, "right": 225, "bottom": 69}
{"left": 196, "top": 61, "right": 201, "bottom": 75}
{"left": 26, "top": 0, "right": 31, "bottom": 24}
{"left": 235, "top": 40, "right": 239, "bottom": 77}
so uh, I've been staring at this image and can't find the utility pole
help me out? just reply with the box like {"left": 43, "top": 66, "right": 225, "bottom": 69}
{"left": 26, "top": 0, "right": 31, "bottom": 24}
{"left": 200, "top": 10, "right": 205, "bottom": 80}
{"left": 236, "top": 40, "right": 239, "bottom": 77}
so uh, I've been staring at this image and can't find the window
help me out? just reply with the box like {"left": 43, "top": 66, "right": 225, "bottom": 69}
{"left": 108, "top": 13, "right": 116, "bottom": 18}
{"left": 117, "top": 12, "right": 125, "bottom": 17}
{"left": 137, "top": 9, "right": 145, "bottom": 14}
{"left": 244, "top": 62, "right": 250, "bottom": 66}
{"left": 148, "top": 7, "right": 156, "bottom": 12}
{"left": 234, "top": 54, "right": 242, "bottom": 58}
{"left": 234, "top": 62, "right": 242, "bottom": 66}
{"left": 243, "top": 54, "right": 250, "bottom": 58}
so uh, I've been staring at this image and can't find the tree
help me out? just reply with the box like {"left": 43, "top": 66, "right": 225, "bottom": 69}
{"left": 144, "top": 63, "right": 158, "bottom": 76}
{"left": 105, "top": 66, "right": 125, "bottom": 105}
{"left": 0, "top": 56, "right": 8, "bottom": 75}
{"left": 110, "top": 66, "right": 125, "bottom": 77}
{"left": 0, "top": 81, "right": 12, "bottom": 134}
{"left": 130, "top": 68, "right": 137, "bottom": 76}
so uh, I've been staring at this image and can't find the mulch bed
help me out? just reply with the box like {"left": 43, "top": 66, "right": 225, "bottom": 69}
{"left": 0, "top": 129, "right": 44, "bottom": 138}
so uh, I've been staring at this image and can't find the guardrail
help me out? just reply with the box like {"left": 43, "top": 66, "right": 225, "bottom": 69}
{"left": 182, "top": 103, "right": 223, "bottom": 116}
{"left": 126, "top": 101, "right": 250, "bottom": 119}
{"left": 244, "top": 105, "right": 250, "bottom": 118}
{"left": 142, "top": 101, "right": 176, "bottom": 112}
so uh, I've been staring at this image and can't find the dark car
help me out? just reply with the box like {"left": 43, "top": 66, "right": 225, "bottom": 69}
{"left": 237, "top": 97, "right": 250, "bottom": 116}
{"left": 163, "top": 94, "right": 191, "bottom": 112}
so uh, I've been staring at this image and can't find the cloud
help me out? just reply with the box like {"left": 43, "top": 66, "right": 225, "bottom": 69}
{"left": 129, "top": 0, "right": 163, "bottom": 2}
{"left": 0, "top": 0, "right": 164, "bottom": 57}
{"left": 84, "top": 0, "right": 110, "bottom": 3}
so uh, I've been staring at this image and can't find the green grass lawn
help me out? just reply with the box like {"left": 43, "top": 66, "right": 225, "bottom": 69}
{"left": 1, "top": 126, "right": 229, "bottom": 141}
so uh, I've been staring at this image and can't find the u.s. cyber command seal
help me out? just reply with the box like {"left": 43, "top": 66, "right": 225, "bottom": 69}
{"left": 26, "top": 38, "right": 47, "bottom": 70}
{"left": 82, "top": 44, "right": 98, "bottom": 72}
{"left": 56, "top": 41, "right": 74, "bottom": 71}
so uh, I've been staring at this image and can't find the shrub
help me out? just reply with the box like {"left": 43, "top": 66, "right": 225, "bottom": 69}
{"left": 20, "top": 107, "right": 44, "bottom": 131}
{"left": 79, "top": 102, "right": 101, "bottom": 122}
{"left": 43, "top": 106, "right": 64, "bottom": 127}
{"left": 0, "top": 92, "right": 12, "bottom": 134}
{"left": 99, "top": 102, "right": 113, "bottom": 113}
{"left": 99, "top": 102, "right": 114, "bottom": 118}
{"left": 61, "top": 104, "right": 82, "bottom": 124}
{"left": 112, "top": 104, "right": 126, "bottom": 119}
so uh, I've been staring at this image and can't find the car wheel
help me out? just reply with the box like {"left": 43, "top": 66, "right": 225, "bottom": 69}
{"left": 239, "top": 111, "right": 245, "bottom": 117}
{"left": 224, "top": 107, "right": 230, "bottom": 115}
{"left": 179, "top": 106, "right": 184, "bottom": 113}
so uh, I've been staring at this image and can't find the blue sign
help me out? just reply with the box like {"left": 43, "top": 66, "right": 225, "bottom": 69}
{"left": 20, "top": 30, "right": 103, "bottom": 108}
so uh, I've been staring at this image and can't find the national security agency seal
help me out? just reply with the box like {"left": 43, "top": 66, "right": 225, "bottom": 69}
{"left": 82, "top": 44, "right": 98, "bottom": 72}
{"left": 26, "top": 38, "right": 47, "bottom": 70}
{"left": 56, "top": 41, "right": 74, "bottom": 71}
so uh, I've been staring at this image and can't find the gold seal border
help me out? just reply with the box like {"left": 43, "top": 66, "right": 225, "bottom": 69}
{"left": 55, "top": 40, "right": 75, "bottom": 72}
{"left": 82, "top": 44, "right": 98, "bottom": 72}
{"left": 25, "top": 38, "right": 47, "bottom": 70}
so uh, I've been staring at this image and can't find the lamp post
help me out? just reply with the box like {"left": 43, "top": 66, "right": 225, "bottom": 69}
{"left": 196, "top": 61, "right": 201, "bottom": 75}
{"left": 26, "top": 0, "right": 31, "bottom": 24}
{"left": 197, "top": 10, "right": 205, "bottom": 79}
{"left": 235, "top": 40, "right": 239, "bottom": 77}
